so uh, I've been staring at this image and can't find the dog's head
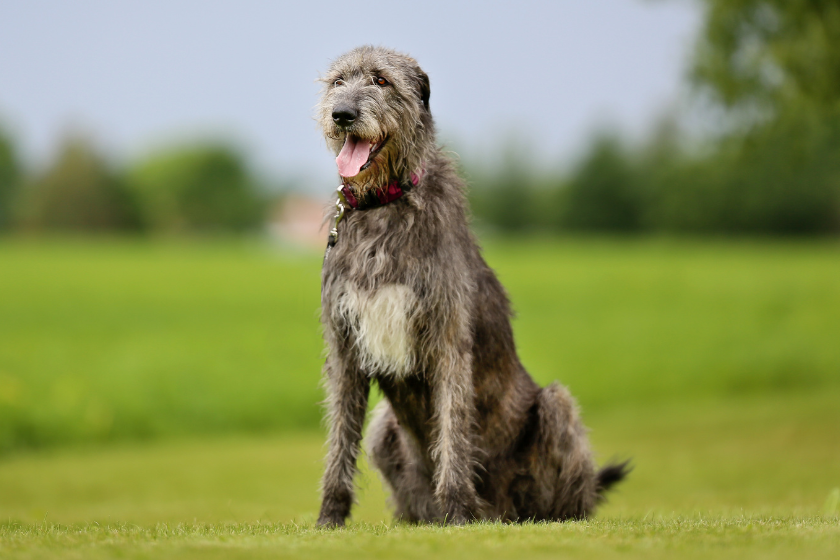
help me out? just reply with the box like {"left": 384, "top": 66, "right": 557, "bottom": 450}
{"left": 318, "top": 46, "right": 433, "bottom": 192}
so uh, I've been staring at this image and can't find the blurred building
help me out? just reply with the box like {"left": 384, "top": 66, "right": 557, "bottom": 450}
{"left": 269, "top": 194, "right": 328, "bottom": 250}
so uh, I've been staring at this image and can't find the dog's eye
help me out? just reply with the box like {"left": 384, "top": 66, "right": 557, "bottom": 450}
{"left": 334, "top": 78, "right": 345, "bottom": 87}
{"left": 374, "top": 76, "right": 389, "bottom": 87}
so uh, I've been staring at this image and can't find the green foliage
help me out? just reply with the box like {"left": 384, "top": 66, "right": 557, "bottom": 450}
{"left": 693, "top": 0, "right": 840, "bottom": 114}
{"left": 468, "top": 111, "right": 840, "bottom": 235}
{"left": 561, "top": 135, "right": 642, "bottom": 232}
{"left": 0, "top": 125, "right": 20, "bottom": 231}
{"left": 15, "top": 137, "right": 140, "bottom": 232}
{"left": 0, "top": 126, "right": 267, "bottom": 235}
{"left": 127, "top": 145, "right": 265, "bottom": 233}
{"left": 464, "top": 149, "right": 548, "bottom": 232}
{"left": 644, "top": 111, "right": 840, "bottom": 234}
{"left": 673, "top": 0, "right": 840, "bottom": 232}
{"left": 1, "top": 238, "right": 838, "bottom": 454}
{"left": 466, "top": 1, "right": 840, "bottom": 235}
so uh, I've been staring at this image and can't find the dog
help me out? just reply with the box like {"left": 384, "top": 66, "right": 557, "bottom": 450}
{"left": 316, "top": 45, "right": 628, "bottom": 526}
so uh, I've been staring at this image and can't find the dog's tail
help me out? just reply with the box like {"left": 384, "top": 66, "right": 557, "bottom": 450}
{"left": 595, "top": 460, "right": 632, "bottom": 499}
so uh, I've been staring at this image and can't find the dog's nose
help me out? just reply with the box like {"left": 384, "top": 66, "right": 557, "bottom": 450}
{"left": 332, "top": 106, "right": 357, "bottom": 128}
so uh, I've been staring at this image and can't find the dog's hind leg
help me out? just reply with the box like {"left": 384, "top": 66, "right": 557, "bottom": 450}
{"left": 531, "top": 382, "right": 600, "bottom": 520}
{"left": 367, "top": 401, "right": 439, "bottom": 522}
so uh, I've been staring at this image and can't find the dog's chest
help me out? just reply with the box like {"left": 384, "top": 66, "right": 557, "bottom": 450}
{"left": 333, "top": 282, "right": 417, "bottom": 377}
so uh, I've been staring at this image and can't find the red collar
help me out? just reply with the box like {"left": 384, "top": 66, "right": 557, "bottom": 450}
{"left": 340, "top": 169, "right": 424, "bottom": 210}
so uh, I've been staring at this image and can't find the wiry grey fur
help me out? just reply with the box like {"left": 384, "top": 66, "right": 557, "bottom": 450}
{"left": 316, "top": 45, "right": 628, "bottom": 527}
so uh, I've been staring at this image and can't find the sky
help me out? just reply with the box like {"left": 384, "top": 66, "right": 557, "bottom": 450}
{"left": 0, "top": 0, "right": 701, "bottom": 190}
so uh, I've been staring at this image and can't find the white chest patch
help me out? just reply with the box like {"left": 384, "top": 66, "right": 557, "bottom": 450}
{"left": 335, "top": 283, "right": 416, "bottom": 377}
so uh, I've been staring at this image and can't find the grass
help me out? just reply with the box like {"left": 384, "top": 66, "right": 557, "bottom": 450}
{"left": 1, "top": 236, "right": 839, "bottom": 451}
{"left": 0, "top": 390, "right": 838, "bottom": 558}
{"left": 0, "top": 238, "right": 325, "bottom": 451}
{"left": 0, "top": 236, "right": 839, "bottom": 557}
{"left": 3, "top": 518, "right": 838, "bottom": 560}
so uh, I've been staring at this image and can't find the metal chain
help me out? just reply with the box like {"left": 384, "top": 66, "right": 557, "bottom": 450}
{"left": 324, "top": 184, "right": 349, "bottom": 261}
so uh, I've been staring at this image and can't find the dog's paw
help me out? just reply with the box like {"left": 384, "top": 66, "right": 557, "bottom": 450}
{"left": 445, "top": 514, "right": 468, "bottom": 526}
{"left": 441, "top": 506, "right": 471, "bottom": 526}
{"left": 316, "top": 515, "right": 346, "bottom": 529}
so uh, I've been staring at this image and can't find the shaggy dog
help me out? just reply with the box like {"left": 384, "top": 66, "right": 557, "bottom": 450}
{"left": 316, "top": 45, "right": 628, "bottom": 527}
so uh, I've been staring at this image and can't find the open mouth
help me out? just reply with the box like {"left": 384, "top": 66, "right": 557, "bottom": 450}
{"left": 336, "top": 134, "right": 388, "bottom": 178}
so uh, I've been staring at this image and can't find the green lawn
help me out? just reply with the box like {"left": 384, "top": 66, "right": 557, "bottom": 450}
{"left": 1, "top": 237, "right": 839, "bottom": 451}
{"left": 0, "top": 236, "right": 839, "bottom": 557}
{"left": 0, "top": 391, "right": 838, "bottom": 558}
{"left": 3, "top": 517, "right": 839, "bottom": 560}
{"left": 0, "top": 239, "right": 325, "bottom": 451}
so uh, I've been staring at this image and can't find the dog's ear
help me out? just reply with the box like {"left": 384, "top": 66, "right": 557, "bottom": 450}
{"left": 416, "top": 70, "right": 430, "bottom": 112}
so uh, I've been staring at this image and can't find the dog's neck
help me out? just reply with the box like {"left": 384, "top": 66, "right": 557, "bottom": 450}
{"left": 341, "top": 168, "right": 424, "bottom": 211}
{"left": 324, "top": 166, "right": 425, "bottom": 260}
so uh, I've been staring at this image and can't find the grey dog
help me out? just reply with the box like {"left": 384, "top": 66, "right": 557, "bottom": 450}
{"left": 316, "top": 45, "right": 628, "bottom": 527}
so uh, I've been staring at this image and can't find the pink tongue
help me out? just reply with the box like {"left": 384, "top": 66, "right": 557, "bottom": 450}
{"left": 336, "top": 135, "right": 372, "bottom": 177}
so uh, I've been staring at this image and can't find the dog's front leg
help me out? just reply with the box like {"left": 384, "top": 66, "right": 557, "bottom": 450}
{"left": 431, "top": 349, "right": 478, "bottom": 524}
{"left": 317, "top": 353, "right": 370, "bottom": 527}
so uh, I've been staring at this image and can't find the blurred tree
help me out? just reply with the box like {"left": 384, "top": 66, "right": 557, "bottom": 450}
{"left": 645, "top": 117, "right": 840, "bottom": 234}
{"left": 16, "top": 137, "right": 139, "bottom": 232}
{"left": 127, "top": 145, "right": 264, "bottom": 233}
{"left": 689, "top": 0, "right": 840, "bottom": 233}
{"left": 562, "top": 135, "right": 642, "bottom": 231}
{"left": 464, "top": 1, "right": 840, "bottom": 235}
{"left": 467, "top": 154, "right": 537, "bottom": 232}
{"left": 0, "top": 125, "right": 20, "bottom": 230}
{"left": 725, "top": 112, "right": 840, "bottom": 232}
{"left": 693, "top": 0, "right": 840, "bottom": 115}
